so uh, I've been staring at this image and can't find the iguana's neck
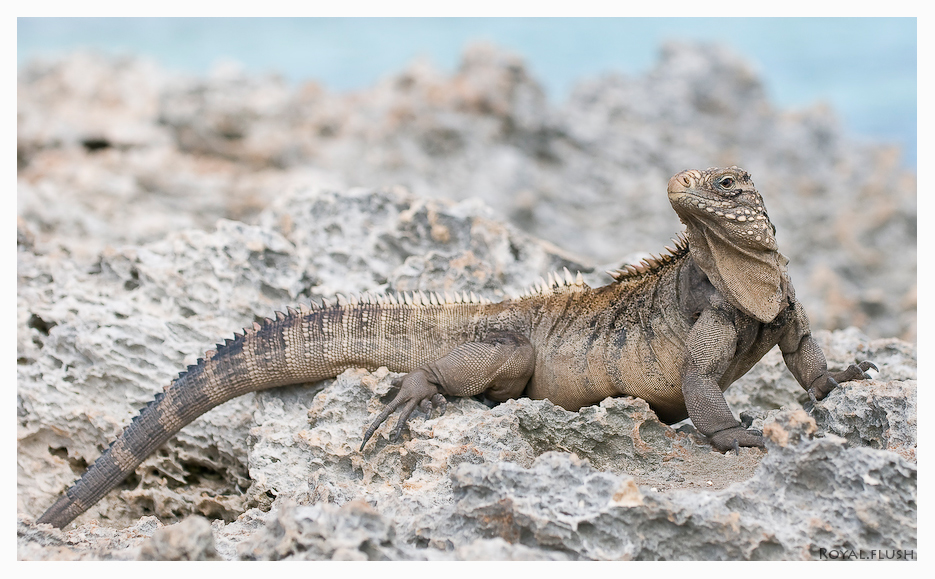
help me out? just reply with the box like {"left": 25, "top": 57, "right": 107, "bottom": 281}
{"left": 684, "top": 223, "right": 790, "bottom": 323}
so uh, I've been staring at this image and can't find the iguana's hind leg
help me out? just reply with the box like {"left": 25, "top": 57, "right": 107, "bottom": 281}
{"left": 360, "top": 331, "right": 534, "bottom": 450}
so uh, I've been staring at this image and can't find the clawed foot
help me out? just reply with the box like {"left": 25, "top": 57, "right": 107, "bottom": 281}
{"left": 808, "top": 360, "right": 877, "bottom": 403}
{"left": 709, "top": 426, "right": 766, "bottom": 452}
{"left": 829, "top": 360, "right": 877, "bottom": 383}
{"left": 360, "top": 370, "right": 447, "bottom": 451}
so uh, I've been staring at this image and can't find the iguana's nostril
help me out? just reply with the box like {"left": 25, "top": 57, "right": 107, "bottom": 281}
{"left": 668, "top": 171, "right": 694, "bottom": 194}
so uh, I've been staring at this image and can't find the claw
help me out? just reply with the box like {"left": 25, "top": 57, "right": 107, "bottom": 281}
{"left": 430, "top": 393, "right": 447, "bottom": 415}
{"left": 809, "top": 375, "right": 840, "bottom": 403}
{"left": 359, "top": 369, "right": 442, "bottom": 451}
{"left": 710, "top": 426, "right": 766, "bottom": 452}
{"left": 803, "top": 396, "right": 816, "bottom": 415}
{"left": 360, "top": 397, "right": 404, "bottom": 451}
{"left": 808, "top": 388, "right": 819, "bottom": 406}
{"left": 418, "top": 392, "right": 448, "bottom": 417}
{"left": 855, "top": 360, "right": 878, "bottom": 380}
{"left": 828, "top": 361, "right": 876, "bottom": 385}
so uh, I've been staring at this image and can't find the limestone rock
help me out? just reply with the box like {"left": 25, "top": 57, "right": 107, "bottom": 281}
{"left": 235, "top": 501, "right": 413, "bottom": 561}
{"left": 138, "top": 515, "right": 221, "bottom": 561}
{"left": 448, "top": 410, "right": 915, "bottom": 560}
{"left": 811, "top": 380, "right": 917, "bottom": 462}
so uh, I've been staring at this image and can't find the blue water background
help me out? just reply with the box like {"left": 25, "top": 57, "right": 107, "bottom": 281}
{"left": 17, "top": 17, "right": 917, "bottom": 167}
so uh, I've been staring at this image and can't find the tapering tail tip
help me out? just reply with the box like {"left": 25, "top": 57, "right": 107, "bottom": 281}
{"left": 36, "top": 492, "right": 84, "bottom": 529}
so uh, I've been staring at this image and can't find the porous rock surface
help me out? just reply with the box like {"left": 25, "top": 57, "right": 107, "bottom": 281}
{"left": 18, "top": 44, "right": 916, "bottom": 560}
{"left": 17, "top": 185, "right": 916, "bottom": 560}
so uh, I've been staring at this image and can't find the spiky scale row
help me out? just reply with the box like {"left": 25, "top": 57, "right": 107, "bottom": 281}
{"left": 607, "top": 234, "right": 690, "bottom": 282}
{"left": 170, "top": 273, "right": 601, "bottom": 392}
{"left": 513, "top": 266, "right": 588, "bottom": 300}
{"left": 184, "top": 273, "right": 601, "bottom": 385}
{"left": 313, "top": 289, "right": 495, "bottom": 308}
{"left": 174, "top": 288, "right": 503, "bottom": 383}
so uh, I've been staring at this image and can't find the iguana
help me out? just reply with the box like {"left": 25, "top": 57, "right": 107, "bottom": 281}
{"left": 36, "top": 166, "right": 875, "bottom": 529}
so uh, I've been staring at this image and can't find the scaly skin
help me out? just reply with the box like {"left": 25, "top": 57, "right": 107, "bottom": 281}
{"left": 36, "top": 167, "right": 874, "bottom": 529}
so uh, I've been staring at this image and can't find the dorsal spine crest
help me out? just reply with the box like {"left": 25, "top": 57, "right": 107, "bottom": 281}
{"left": 607, "top": 233, "right": 689, "bottom": 282}
{"left": 171, "top": 241, "right": 684, "bottom": 391}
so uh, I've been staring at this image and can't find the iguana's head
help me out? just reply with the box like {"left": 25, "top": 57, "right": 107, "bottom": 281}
{"left": 666, "top": 166, "right": 776, "bottom": 251}
{"left": 666, "top": 167, "right": 788, "bottom": 322}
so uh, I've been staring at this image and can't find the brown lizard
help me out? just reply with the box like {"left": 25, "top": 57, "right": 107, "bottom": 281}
{"left": 36, "top": 166, "right": 874, "bottom": 528}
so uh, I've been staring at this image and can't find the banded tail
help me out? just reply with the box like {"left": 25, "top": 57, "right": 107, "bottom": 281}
{"left": 36, "top": 292, "right": 499, "bottom": 528}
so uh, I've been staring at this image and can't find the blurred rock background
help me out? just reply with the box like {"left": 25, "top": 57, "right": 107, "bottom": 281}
{"left": 17, "top": 41, "right": 917, "bottom": 340}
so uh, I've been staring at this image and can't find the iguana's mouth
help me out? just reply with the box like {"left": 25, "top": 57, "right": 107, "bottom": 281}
{"left": 666, "top": 170, "right": 724, "bottom": 208}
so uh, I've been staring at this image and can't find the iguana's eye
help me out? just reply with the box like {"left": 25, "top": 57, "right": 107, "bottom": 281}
{"left": 718, "top": 176, "right": 735, "bottom": 189}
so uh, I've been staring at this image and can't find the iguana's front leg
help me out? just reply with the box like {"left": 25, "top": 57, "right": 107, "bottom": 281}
{"left": 360, "top": 331, "right": 535, "bottom": 450}
{"left": 779, "top": 302, "right": 876, "bottom": 402}
{"left": 682, "top": 303, "right": 765, "bottom": 451}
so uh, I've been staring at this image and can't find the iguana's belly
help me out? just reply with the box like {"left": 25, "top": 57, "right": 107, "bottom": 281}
{"left": 525, "top": 317, "right": 691, "bottom": 422}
